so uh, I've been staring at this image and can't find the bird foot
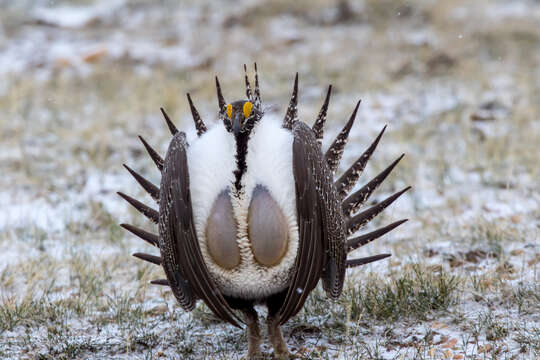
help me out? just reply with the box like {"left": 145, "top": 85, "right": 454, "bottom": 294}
{"left": 268, "top": 314, "right": 291, "bottom": 359}
{"left": 247, "top": 348, "right": 262, "bottom": 360}
{"left": 246, "top": 334, "right": 262, "bottom": 360}
{"left": 273, "top": 348, "right": 291, "bottom": 359}
{"left": 243, "top": 307, "right": 262, "bottom": 360}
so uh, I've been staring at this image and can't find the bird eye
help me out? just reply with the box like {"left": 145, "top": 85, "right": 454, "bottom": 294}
{"left": 226, "top": 104, "right": 233, "bottom": 118}
{"left": 243, "top": 101, "right": 253, "bottom": 118}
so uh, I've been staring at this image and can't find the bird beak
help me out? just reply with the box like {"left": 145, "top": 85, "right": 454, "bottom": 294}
{"left": 233, "top": 113, "right": 241, "bottom": 136}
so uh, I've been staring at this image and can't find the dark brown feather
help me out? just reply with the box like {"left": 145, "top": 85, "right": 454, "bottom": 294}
{"left": 282, "top": 73, "right": 299, "bottom": 130}
{"left": 278, "top": 121, "right": 346, "bottom": 325}
{"left": 312, "top": 85, "right": 332, "bottom": 143}
{"left": 347, "top": 219, "right": 408, "bottom": 252}
{"left": 243, "top": 64, "right": 253, "bottom": 101}
{"left": 138, "top": 135, "right": 164, "bottom": 171}
{"left": 159, "top": 132, "right": 242, "bottom": 327}
{"left": 346, "top": 187, "right": 411, "bottom": 235}
{"left": 278, "top": 123, "right": 324, "bottom": 324}
{"left": 215, "top": 76, "right": 232, "bottom": 131}
{"left": 120, "top": 223, "right": 159, "bottom": 247}
{"left": 151, "top": 279, "right": 170, "bottom": 286}
{"left": 324, "top": 100, "right": 361, "bottom": 174}
{"left": 253, "top": 62, "right": 261, "bottom": 110}
{"left": 215, "top": 76, "right": 226, "bottom": 112}
{"left": 160, "top": 107, "right": 178, "bottom": 135}
{"left": 342, "top": 154, "right": 405, "bottom": 217}
{"left": 346, "top": 254, "right": 391, "bottom": 268}
{"left": 288, "top": 220, "right": 323, "bottom": 319}
{"left": 122, "top": 164, "right": 160, "bottom": 201}
{"left": 335, "top": 125, "right": 386, "bottom": 199}
{"left": 117, "top": 191, "right": 159, "bottom": 223}
{"left": 133, "top": 252, "right": 162, "bottom": 265}
{"left": 187, "top": 93, "right": 207, "bottom": 136}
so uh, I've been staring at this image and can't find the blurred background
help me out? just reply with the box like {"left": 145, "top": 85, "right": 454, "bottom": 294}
{"left": 0, "top": 0, "right": 538, "bottom": 359}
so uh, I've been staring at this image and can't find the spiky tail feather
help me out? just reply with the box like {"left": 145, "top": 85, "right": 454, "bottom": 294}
{"left": 187, "top": 93, "right": 207, "bottom": 136}
{"left": 122, "top": 164, "right": 159, "bottom": 201}
{"left": 120, "top": 223, "right": 159, "bottom": 247}
{"left": 313, "top": 87, "right": 409, "bottom": 270}
{"left": 117, "top": 191, "right": 159, "bottom": 223}
{"left": 341, "top": 154, "right": 405, "bottom": 217}
{"left": 335, "top": 125, "right": 386, "bottom": 199}
{"left": 215, "top": 76, "right": 232, "bottom": 131}
{"left": 312, "top": 85, "right": 332, "bottom": 143}
{"left": 243, "top": 64, "right": 253, "bottom": 101}
{"left": 282, "top": 73, "right": 299, "bottom": 130}
{"left": 138, "top": 136, "right": 163, "bottom": 171}
{"left": 160, "top": 107, "right": 178, "bottom": 135}
{"left": 119, "top": 109, "right": 178, "bottom": 287}
{"left": 253, "top": 63, "right": 262, "bottom": 110}
{"left": 324, "top": 100, "right": 361, "bottom": 174}
{"left": 133, "top": 252, "right": 162, "bottom": 265}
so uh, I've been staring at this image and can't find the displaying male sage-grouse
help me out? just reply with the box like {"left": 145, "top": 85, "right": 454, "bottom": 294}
{"left": 118, "top": 65, "right": 409, "bottom": 359}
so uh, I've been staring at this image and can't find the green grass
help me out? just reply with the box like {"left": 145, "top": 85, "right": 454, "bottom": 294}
{"left": 295, "top": 265, "right": 460, "bottom": 334}
{"left": 514, "top": 326, "right": 540, "bottom": 357}
{"left": 0, "top": 297, "right": 66, "bottom": 333}
{"left": 512, "top": 283, "right": 540, "bottom": 315}
{"left": 346, "top": 265, "right": 460, "bottom": 322}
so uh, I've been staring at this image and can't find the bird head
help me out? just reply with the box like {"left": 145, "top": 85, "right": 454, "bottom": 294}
{"left": 225, "top": 100, "right": 260, "bottom": 137}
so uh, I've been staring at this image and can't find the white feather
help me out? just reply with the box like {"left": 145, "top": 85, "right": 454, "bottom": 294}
{"left": 187, "top": 117, "right": 298, "bottom": 299}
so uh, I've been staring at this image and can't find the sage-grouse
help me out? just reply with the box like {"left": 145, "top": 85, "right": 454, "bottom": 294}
{"left": 118, "top": 64, "right": 409, "bottom": 359}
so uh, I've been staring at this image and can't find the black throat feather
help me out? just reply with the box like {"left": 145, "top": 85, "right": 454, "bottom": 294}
{"left": 233, "top": 131, "right": 249, "bottom": 192}
{"left": 232, "top": 114, "right": 260, "bottom": 193}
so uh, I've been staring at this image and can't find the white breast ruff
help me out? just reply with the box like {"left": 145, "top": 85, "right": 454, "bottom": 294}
{"left": 187, "top": 118, "right": 299, "bottom": 299}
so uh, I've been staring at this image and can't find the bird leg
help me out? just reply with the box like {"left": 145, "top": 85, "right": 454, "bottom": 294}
{"left": 242, "top": 307, "right": 262, "bottom": 359}
{"left": 265, "top": 291, "right": 290, "bottom": 359}
{"left": 267, "top": 311, "right": 290, "bottom": 359}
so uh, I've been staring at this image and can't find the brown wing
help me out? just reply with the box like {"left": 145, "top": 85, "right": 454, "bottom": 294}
{"left": 159, "top": 132, "right": 243, "bottom": 328}
{"left": 278, "top": 122, "right": 347, "bottom": 325}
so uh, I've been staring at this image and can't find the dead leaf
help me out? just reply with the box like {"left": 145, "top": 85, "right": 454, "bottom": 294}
{"left": 442, "top": 338, "right": 458, "bottom": 349}
{"left": 148, "top": 304, "right": 168, "bottom": 315}
{"left": 83, "top": 47, "right": 108, "bottom": 63}
{"left": 510, "top": 214, "right": 522, "bottom": 224}
{"left": 428, "top": 264, "right": 443, "bottom": 272}
{"left": 431, "top": 321, "right": 447, "bottom": 330}
{"left": 496, "top": 262, "right": 515, "bottom": 274}
{"left": 478, "top": 344, "right": 492, "bottom": 353}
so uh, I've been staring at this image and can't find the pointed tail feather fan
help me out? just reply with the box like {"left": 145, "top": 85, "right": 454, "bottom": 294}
{"left": 118, "top": 65, "right": 410, "bottom": 357}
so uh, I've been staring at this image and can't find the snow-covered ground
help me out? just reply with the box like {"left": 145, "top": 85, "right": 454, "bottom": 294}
{"left": 0, "top": 0, "right": 538, "bottom": 359}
